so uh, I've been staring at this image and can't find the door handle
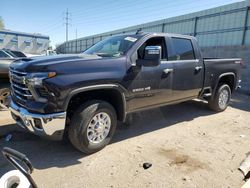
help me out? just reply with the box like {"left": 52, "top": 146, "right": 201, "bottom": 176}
{"left": 195, "top": 66, "right": 202, "bottom": 71}
{"left": 163, "top": 68, "right": 174, "bottom": 74}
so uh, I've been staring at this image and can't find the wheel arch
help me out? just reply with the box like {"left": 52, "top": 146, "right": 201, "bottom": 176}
{"left": 65, "top": 84, "right": 127, "bottom": 123}
{"left": 212, "top": 72, "right": 236, "bottom": 97}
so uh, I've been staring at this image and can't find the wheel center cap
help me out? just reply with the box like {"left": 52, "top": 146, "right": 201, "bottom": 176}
{"left": 96, "top": 123, "right": 104, "bottom": 133}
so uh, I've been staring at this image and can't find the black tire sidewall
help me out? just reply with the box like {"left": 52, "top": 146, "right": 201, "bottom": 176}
{"left": 69, "top": 100, "right": 117, "bottom": 153}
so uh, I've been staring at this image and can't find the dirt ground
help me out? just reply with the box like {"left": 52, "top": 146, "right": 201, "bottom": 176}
{"left": 0, "top": 92, "right": 249, "bottom": 188}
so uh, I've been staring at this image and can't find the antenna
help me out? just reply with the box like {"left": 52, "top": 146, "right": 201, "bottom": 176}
{"left": 136, "top": 28, "right": 142, "bottom": 34}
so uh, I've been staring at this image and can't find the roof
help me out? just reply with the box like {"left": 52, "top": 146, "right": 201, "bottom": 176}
{"left": 0, "top": 29, "right": 49, "bottom": 40}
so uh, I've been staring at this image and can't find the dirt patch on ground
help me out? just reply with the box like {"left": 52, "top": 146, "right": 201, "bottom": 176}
{"left": 158, "top": 148, "right": 208, "bottom": 172}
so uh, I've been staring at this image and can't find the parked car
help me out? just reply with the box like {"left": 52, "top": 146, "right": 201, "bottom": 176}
{"left": 41, "top": 50, "right": 57, "bottom": 56}
{"left": 7, "top": 50, "right": 26, "bottom": 58}
{"left": 0, "top": 49, "right": 26, "bottom": 107}
{"left": 6, "top": 32, "right": 242, "bottom": 153}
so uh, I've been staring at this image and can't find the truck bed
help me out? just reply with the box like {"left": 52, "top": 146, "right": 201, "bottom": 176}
{"left": 203, "top": 58, "right": 242, "bottom": 92}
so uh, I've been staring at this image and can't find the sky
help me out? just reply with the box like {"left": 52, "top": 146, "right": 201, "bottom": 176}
{"left": 0, "top": 0, "right": 243, "bottom": 48}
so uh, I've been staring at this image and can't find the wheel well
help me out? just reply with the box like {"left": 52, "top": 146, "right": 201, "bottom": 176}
{"left": 218, "top": 74, "right": 235, "bottom": 92}
{"left": 67, "top": 89, "right": 125, "bottom": 123}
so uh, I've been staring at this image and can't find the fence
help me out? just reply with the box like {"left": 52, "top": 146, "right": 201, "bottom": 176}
{"left": 56, "top": 1, "right": 250, "bottom": 54}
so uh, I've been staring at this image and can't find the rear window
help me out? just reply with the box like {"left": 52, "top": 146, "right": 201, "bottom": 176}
{"left": 169, "top": 38, "right": 195, "bottom": 60}
{"left": 11, "top": 51, "right": 26, "bottom": 57}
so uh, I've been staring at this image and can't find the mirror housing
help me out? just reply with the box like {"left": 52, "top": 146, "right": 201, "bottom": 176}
{"left": 136, "top": 46, "right": 161, "bottom": 67}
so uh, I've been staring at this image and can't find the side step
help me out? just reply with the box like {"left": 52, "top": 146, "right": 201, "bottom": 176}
{"left": 200, "top": 87, "right": 212, "bottom": 99}
{"left": 203, "top": 93, "right": 212, "bottom": 97}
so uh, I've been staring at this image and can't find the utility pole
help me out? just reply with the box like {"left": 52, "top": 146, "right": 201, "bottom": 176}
{"left": 65, "top": 8, "right": 69, "bottom": 43}
{"left": 75, "top": 28, "right": 77, "bottom": 53}
{"left": 64, "top": 8, "right": 71, "bottom": 53}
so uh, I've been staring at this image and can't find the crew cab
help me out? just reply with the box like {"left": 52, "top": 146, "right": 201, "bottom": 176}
{"left": 6, "top": 32, "right": 242, "bottom": 153}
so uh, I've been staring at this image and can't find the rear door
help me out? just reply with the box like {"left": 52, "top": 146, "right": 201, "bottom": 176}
{"left": 168, "top": 37, "right": 204, "bottom": 100}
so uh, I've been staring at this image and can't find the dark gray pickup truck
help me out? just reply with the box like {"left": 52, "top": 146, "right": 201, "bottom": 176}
{"left": 6, "top": 32, "right": 242, "bottom": 153}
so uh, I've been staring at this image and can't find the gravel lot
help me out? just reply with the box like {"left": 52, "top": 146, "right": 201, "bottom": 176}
{"left": 0, "top": 92, "right": 249, "bottom": 188}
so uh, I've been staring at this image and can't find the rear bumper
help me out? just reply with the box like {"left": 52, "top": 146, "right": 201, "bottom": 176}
{"left": 9, "top": 100, "right": 66, "bottom": 140}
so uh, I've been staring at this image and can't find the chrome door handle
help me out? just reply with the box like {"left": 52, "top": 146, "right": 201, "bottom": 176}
{"left": 163, "top": 68, "right": 173, "bottom": 74}
{"left": 195, "top": 66, "right": 202, "bottom": 71}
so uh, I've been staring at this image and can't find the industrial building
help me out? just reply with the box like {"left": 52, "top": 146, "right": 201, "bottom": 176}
{"left": 56, "top": 0, "right": 250, "bottom": 92}
{"left": 0, "top": 30, "right": 49, "bottom": 54}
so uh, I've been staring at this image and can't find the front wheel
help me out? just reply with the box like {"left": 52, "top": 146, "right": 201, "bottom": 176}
{"left": 208, "top": 84, "right": 231, "bottom": 112}
{"left": 68, "top": 100, "right": 117, "bottom": 154}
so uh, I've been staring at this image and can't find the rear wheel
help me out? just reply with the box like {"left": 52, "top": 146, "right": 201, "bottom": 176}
{"left": 68, "top": 100, "right": 117, "bottom": 154}
{"left": 208, "top": 84, "right": 231, "bottom": 112}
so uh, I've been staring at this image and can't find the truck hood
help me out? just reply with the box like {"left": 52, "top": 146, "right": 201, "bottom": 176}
{"left": 9, "top": 54, "right": 105, "bottom": 72}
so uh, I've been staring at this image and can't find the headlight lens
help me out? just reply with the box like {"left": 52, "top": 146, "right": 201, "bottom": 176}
{"left": 26, "top": 72, "right": 56, "bottom": 86}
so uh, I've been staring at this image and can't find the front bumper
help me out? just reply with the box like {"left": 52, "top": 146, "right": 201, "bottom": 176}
{"left": 9, "top": 100, "right": 66, "bottom": 140}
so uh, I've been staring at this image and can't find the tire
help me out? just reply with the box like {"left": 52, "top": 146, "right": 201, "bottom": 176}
{"left": 68, "top": 100, "right": 117, "bottom": 154}
{"left": 0, "top": 88, "right": 10, "bottom": 108}
{"left": 208, "top": 84, "right": 231, "bottom": 112}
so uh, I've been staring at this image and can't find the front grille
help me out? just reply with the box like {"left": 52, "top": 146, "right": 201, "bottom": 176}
{"left": 9, "top": 67, "right": 33, "bottom": 105}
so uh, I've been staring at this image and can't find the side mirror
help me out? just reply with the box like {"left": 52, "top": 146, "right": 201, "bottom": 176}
{"left": 136, "top": 46, "right": 161, "bottom": 67}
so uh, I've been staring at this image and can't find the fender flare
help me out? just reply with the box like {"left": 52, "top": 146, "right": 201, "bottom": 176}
{"left": 64, "top": 84, "right": 127, "bottom": 122}
{"left": 212, "top": 72, "right": 236, "bottom": 97}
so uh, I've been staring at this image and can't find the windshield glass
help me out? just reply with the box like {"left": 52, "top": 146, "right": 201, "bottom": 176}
{"left": 83, "top": 35, "right": 140, "bottom": 57}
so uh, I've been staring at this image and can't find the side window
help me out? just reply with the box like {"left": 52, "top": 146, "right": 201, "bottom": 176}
{"left": 169, "top": 38, "right": 195, "bottom": 60}
{"left": 0, "top": 51, "right": 9, "bottom": 58}
{"left": 137, "top": 37, "right": 167, "bottom": 60}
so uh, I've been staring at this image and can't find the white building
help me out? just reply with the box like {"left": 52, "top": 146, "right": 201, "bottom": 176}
{"left": 0, "top": 29, "right": 50, "bottom": 54}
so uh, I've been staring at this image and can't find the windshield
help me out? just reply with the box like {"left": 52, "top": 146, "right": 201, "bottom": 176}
{"left": 83, "top": 35, "right": 140, "bottom": 57}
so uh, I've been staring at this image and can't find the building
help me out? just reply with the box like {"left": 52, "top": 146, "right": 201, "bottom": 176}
{"left": 57, "top": 0, "right": 250, "bottom": 92}
{"left": 0, "top": 29, "right": 50, "bottom": 54}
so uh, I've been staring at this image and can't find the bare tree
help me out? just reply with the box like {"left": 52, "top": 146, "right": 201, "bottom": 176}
{"left": 0, "top": 17, "right": 5, "bottom": 29}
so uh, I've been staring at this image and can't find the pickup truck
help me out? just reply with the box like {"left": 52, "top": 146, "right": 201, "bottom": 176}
{"left": 6, "top": 32, "right": 242, "bottom": 154}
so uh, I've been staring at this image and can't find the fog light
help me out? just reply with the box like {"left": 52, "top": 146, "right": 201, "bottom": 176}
{"left": 23, "top": 117, "right": 30, "bottom": 126}
{"left": 34, "top": 118, "right": 43, "bottom": 130}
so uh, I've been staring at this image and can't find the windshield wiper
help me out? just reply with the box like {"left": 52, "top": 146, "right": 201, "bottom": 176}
{"left": 95, "top": 53, "right": 113, "bottom": 57}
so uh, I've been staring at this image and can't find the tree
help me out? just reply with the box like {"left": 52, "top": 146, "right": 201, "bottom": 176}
{"left": 0, "top": 17, "right": 5, "bottom": 29}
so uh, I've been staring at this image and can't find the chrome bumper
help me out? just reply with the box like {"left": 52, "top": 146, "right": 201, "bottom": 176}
{"left": 9, "top": 100, "right": 66, "bottom": 140}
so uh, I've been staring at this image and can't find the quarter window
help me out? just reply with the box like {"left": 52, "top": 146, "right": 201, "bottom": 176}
{"left": 169, "top": 38, "right": 195, "bottom": 60}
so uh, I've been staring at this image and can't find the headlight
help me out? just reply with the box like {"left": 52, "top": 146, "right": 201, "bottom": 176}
{"left": 26, "top": 72, "right": 56, "bottom": 86}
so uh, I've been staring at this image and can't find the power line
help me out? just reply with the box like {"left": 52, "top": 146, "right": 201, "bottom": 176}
{"left": 73, "top": 0, "right": 239, "bottom": 27}
{"left": 73, "top": 0, "right": 239, "bottom": 23}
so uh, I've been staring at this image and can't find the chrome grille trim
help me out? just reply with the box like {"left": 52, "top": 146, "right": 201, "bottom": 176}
{"left": 12, "top": 87, "right": 32, "bottom": 98}
{"left": 11, "top": 83, "right": 29, "bottom": 91}
{"left": 9, "top": 68, "right": 27, "bottom": 76}
{"left": 9, "top": 68, "right": 33, "bottom": 105}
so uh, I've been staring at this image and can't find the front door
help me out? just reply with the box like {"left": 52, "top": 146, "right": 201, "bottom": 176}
{"left": 125, "top": 36, "right": 173, "bottom": 112}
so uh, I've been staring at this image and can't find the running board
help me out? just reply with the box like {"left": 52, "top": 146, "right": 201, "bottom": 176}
{"left": 203, "top": 93, "right": 212, "bottom": 97}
